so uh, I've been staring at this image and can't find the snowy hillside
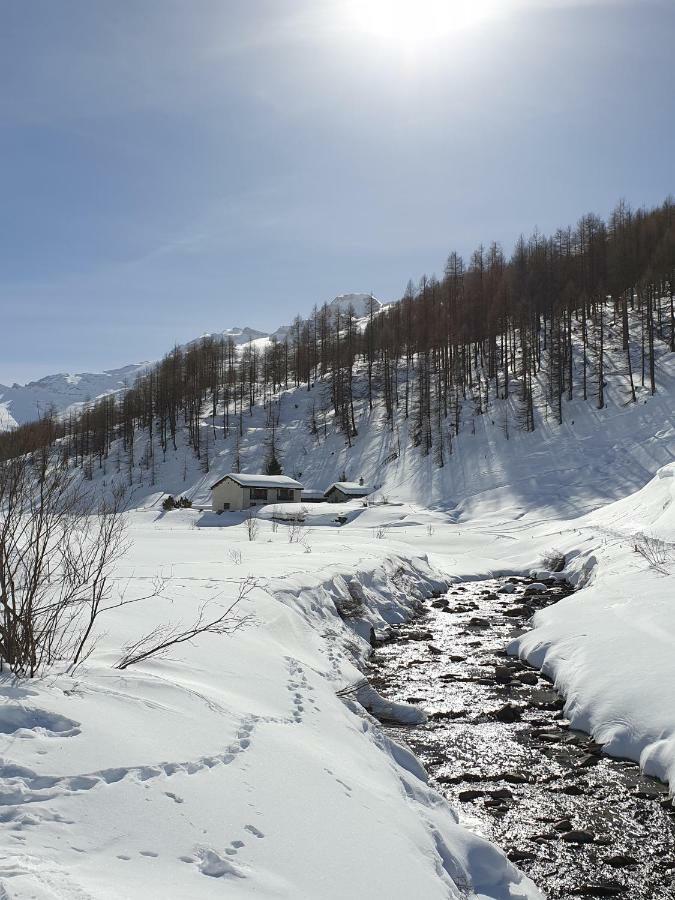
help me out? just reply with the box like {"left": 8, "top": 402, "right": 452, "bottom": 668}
{"left": 98, "top": 305, "right": 675, "bottom": 525}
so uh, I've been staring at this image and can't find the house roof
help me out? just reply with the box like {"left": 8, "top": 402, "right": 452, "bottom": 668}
{"left": 211, "top": 473, "right": 303, "bottom": 491}
{"left": 324, "top": 481, "right": 372, "bottom": 497}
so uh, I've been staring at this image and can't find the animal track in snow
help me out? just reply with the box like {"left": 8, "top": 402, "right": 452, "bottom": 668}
{"left": 196, "top": 848, "right": 244, "bottom": 879}
{"left": 284, "top": 658, "right": 318, "bottom": 725}
{"left": 0, "top": 707, "right": 80, "bottom": 737}
{"left": 0, "top": 716, "right": 258, "bottom": 808}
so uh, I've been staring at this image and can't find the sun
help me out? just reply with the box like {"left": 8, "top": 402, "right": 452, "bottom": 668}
{"left": 344, "top": 0, "right": 501, "bottom": 46}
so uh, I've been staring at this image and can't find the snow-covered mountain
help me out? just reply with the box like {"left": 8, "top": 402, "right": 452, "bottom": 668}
{"left": 217, "top": 326, "right": 268, "bottom": 345}
{"left": 327, "top": 292, "right": 382, "bottom": 319}
{"left": 0, "top": 363, "right": 151, "bottom": 430}
{"left": 0, "top": 293, "right": 386, "bottom": 430}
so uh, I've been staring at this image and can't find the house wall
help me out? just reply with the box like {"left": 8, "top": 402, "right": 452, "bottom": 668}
{"left": 211, "top": 478, "right": 246, "bottom": 511}
{"left": 211, "top": 480, "right": 302, "bottom": 512}
{"left": 325, "top": 488, "right": 348, "bottom": 503}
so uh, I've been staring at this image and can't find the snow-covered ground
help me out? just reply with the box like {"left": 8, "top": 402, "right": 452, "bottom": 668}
{"left": 2, "top": 307, "right": 675, "bottom": 897}
{"left": 3, "top": 448, "right": 675, "bottom": 897}
{"left": 0, "top": 509, "right": 544, "bottom": 900}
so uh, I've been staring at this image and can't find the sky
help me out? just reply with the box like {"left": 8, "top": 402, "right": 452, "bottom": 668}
{"left": 1, "top": 0, "right": 674, "bottom": 384}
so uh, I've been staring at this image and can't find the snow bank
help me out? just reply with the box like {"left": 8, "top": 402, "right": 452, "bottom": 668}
{"left": 511, "top": 465, "right": 675, "bottom": 789}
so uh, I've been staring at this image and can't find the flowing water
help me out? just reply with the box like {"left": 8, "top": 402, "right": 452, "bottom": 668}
{"left": 366, "top": 576, "right": 675, "bottom": 899}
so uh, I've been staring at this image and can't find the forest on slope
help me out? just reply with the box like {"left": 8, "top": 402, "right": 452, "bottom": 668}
{"left": 2, "top": 198, "right": 674, "bottom": 482}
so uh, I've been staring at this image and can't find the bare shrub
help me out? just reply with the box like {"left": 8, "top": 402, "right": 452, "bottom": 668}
{"left": 0, "top": 450, "right": 130, "bottom": 676}
{"left": 541, "top": 549, "right": 565, "bottom": 573}
{"left": 245, "top": 509, "right": 259, "bottom": 542}
{"left": 634, "top": 532, "right": 672, "bottom": 575}
{"left": 426, "top": 524, "right": 435, "bottom": 537}
{"left": 288, "top": 520, "right": 309, "bottom": 544}
{"left": 374, "top": 525, "right": 387, "bottom": 540}
{"left": 227, "top": 547, "right": 243, "bottom": 565}
{"left": 115, "top": 577, "right": 256, "bottom": 669}
{"left": 335, "top": 581, "right": 365, "bottom": 619}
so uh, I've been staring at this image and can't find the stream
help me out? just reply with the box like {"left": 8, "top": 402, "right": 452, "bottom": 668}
{"left": 366, "top": 576, "right": 675, "bottom": 899}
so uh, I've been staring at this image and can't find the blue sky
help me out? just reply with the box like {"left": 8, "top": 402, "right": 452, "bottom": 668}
{"left": 1, "top": 0, "right": 674, "bottom": 384}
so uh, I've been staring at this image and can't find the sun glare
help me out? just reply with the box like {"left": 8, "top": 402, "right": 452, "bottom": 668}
{"left": 345, "top": 0, "right": 501, "bottom": 46}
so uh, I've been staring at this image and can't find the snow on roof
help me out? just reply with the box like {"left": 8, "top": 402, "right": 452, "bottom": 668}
{"left": 211, "top": 473, "right": 303, "bottom": 491}
{"left": 324, "top": 482, "right": 372, "bottom": 496}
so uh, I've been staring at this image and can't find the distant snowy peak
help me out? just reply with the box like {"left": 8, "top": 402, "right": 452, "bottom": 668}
{"left": 0, "top": 363, "right": 150, "bottom": 429}
{"left": 219, "top": 326, "right": 269, "bottom": 345}
{"left": 213, "top": 294, "right": 385, "bottom": 346}
{"left": 270, "top": 324, "right": 292, "bottom": 343}
{"left": 328, "top": 293, "right": 382, "bottom": 319}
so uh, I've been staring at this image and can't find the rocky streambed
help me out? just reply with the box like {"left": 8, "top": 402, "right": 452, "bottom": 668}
{"left": 366, "top": 576, "right": 675, "bottom": 899}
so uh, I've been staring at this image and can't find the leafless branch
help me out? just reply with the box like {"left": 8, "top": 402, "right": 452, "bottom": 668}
{"left": 114, "top": 577, "right": 257, "bottom": 670}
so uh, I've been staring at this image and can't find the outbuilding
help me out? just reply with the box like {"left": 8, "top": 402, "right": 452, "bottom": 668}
{"left": 323, "top": 481, "right": 372, "bottom": 503}
{"left": 210, "top": 473, "right": 303, "bottom": 512}
{"left": 300, "top": 489, "right": 326, "bottom": 504}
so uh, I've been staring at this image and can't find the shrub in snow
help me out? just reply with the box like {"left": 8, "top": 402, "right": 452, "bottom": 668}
{"left": 633, "top": 532, "right": 672, "bottom": 575}
{"left": 163, "top": 495, "right": 191, "bottom": 511}
{"left": 0, "top": 452, "right": 130, "bottom": 676}
{"left": 227, "top": 548, "right": 243, "bottom": 565}
{"left": 334, "top": 581, "right": 366, "bottom": 619}
{"left": 542, "top": 549, "right": 565, "bottom": 573}
{"left": 245, "top": 510, "right": 259, "bottom": 541}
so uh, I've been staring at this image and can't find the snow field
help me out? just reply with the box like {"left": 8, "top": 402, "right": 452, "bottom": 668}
{"left": 0, "top": 508, "right": 542, "bottom": 899}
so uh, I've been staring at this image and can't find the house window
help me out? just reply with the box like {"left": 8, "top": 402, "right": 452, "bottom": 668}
{"left": 278, "top": 488, "right": 293, "bottom": 501}
{"left": 251, "top": 488, "right": 268, "bottom": 501}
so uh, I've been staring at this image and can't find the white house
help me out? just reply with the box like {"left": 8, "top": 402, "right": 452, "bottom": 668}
{"left": 323, "top": 481, "right": 372, "bottom": 503}
{"left": 210, "top": 473, "right": 303, "bottom": 512}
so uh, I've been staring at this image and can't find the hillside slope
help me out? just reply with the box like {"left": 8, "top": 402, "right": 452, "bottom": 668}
{"left": 111, "top": 319, "right": 675, "bottom": 528}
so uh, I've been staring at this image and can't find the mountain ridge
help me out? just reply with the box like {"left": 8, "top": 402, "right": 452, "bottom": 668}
{"left": 0, "top": 292, "right": 385, "bottom": 429}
